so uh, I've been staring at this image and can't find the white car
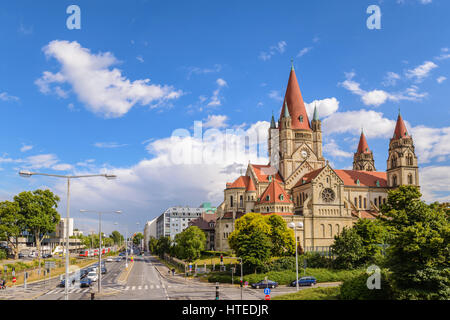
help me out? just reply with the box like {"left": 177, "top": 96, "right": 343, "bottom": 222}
{"left": 87, "top": 272, "right": 98, "bottom": 282}
{"left": 106, "top": 258, "right": 113, "bottom": 262}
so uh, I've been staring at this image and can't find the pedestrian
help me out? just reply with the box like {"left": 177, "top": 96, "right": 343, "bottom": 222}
{"left": 172, "top": 268, "right": 175, "bottom": 276}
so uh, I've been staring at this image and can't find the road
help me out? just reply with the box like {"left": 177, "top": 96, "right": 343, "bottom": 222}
{"left": 0, "top": 253, "right": 340, "bottom": 300}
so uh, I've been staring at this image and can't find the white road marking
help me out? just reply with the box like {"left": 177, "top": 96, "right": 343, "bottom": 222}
{"left": 144, "top": 285, "right": 148, "bottom": 290}
{"left": 124, "top": 286, "right": 129, "bottom": 291}
{"left": 131, "top": 286, "right": 136, "bottom": 291}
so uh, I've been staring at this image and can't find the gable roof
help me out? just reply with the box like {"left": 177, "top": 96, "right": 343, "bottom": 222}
{"left": 226, "top": 175, "right": 257, "bottom": 192}
{"left": 334, "top": 170, "right": 387, "bottom": 187}
{"left": 294, "top": 167, "right": 324, "bottom": 187}
{"left": 258, "top": 179, "right": 292, "bottom": 204}
{"left": 250, "top": 164, "right": 284, "bottom": 183}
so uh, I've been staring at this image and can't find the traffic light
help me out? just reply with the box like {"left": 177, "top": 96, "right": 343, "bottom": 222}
{"left": 220, "top": 255, "right": 223, "bottom": 264}
{"left": 215, "top": 284, "right": 219, "bottom": 300}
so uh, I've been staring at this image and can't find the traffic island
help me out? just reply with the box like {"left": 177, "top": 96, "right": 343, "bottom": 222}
{"left": 117, "top": 261, "right": 134, "bottom": 285}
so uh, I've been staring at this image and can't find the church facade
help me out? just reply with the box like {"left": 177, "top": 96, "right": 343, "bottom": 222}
{"left": 215, "top": 64, "right": 420, "bottom": 252}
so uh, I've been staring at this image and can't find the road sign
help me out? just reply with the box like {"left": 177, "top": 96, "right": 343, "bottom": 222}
{"left": 12, "top": 277, "right": 16, "bottom": 283}
{"left": 265, "top": 295, "right": 270, "bottom": 301}
{"left": 264, "top": 288, "right": 271, "bottom": 295}
{"left": 12, "top": 270, "right": 15, "bottom": 277}
{"left": 244, "top": 281, "right": 249, "bottom": 288}
{"left": 45, "top": 261, "right": 55, "bottom": 269}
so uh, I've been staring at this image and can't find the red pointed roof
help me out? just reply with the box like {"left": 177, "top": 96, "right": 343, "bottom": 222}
{"left": 392, "top": 113, "right": 408, "bottom": 140}
{"left": 279, "top": 67, "right": 311, "bottom": 131}
{"left": 294, "top": 167, "right": 324, "bottom": 187}
{"left": 226, "top": 176, "right": 257, "bottom": 192}
{"left": 247, "top": 177, "right": 256, "bottom": 192}
{"left": 356, "top": 132, "right": 371, "bottom": 154}
{"left": 258, "top": 178, "right": 292, "bottom": 204}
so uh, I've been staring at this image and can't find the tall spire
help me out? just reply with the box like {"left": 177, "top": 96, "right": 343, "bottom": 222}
{"left": 283, "top": 101, "right": 290, "bottom": 118}
{"left": 270, "top": 111, "right": 276, "bottom": 128}
{"left": 313, "top": 103, "right": 319, "bottom": 121}
{"left": 393, "top": 111, "right": 408, "bottom": 140}
{"left": 278, "top": 63, "right": 311, "bottom": 130}
{"left": 356, "top": 130, "right": 370, "bottom": 154}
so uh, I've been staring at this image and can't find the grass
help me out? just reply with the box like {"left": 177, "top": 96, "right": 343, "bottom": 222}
{"left": 272, "top": 286, "right": 341, "bottom": 300}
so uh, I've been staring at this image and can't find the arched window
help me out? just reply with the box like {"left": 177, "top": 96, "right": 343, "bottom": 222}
{"left": 328, "top": 224, "right": 333, "bottom": 238}
{"left": 266, "top": 195, "right": 270, "bottom": 201}
{"left": 379, "top": 196, "right": 382, "bottom": 205}
{"left": 230, "top": 196, "right": 233, "bottom": 207}
{"left": 359, "top": 196, "right": 362, "bottom": 208}
{"left": 374, "top": 198, "right": 378, "bottom": 206}
{"left": 364, "top": 198, "right": 367, "bottom": 208}
{"left": 335, "top": 224, "right": 340, "bottom": 235}
{"left": 391, "top": 156, "right": 397, "bottom": 168}
{"left": 321, "top": 224, "right": 325, "bottom": 237}
{"left": 392, "top": 175, "right": 398, "bottom": 186}
{"left": 297, "top": 196, "right": 299, "bottom": 206}
{"left": 354, "top": 197, "right": 357, "bottom": 207}
{"left": 299, "top": 115, "right": 304, "bottom": 123}
{"left": 408, "top": 174, "right": 413, "bottom": 185}
{"left": 407, "top": 154, "right": 414, "bottom": 166}
{"left": 239, "top": 195, "right": 243, "bottom": 207}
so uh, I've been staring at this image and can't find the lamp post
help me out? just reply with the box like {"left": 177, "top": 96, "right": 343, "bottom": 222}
{"left": 19, "top": 170, "right": 116, "bottom": 300}
{"left": 288, "top": 221, "right": 304, "bottom": 291}
{"left": 80, "top": 210, "right": 122, "bottom": 293}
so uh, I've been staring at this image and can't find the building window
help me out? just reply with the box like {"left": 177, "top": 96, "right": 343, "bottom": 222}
{"left": 279, "top": 194, "right": 284, "bottom": 201}
{"left": 266, "top": 195, "right": 270, "bottom": 201}
{"left": 392, "top": 175, "right": 398, "bottom": 187}
{"left": 364, "top": 198, "right": 367, "bottom": 208}
{"left": 299, "top": 115, "right": 304, "bottom": 123}
{"left": 230, "top": 196, "right": 233, "bottom": 207}
{"left": 354, "top": 197, "right": 357, "bottom": 207}
{"left": 374, "top": 198, "right": 377, "bottom": 206}
{"left": 239, "top": 195, "right": 243, "bottom": 207}
{"left": 408, "top": 174, "right": 413, "bottom": 185}
{"left": 359, "top": 196, "right": 362, "bottom": 208}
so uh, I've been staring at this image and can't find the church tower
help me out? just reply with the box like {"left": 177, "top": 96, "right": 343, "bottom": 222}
{"left": 386, "top": 111, "right": 419, "bottom": 187}
{"left": 353, "top": 130, "right": 376, "bottom": 171}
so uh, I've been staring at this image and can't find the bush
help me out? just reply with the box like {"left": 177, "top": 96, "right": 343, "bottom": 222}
{"left": 340, "top": 270, "right": 393, "bottom": 300}
{"left": 0, "top": 248, "right": 7, "bottom": 260}
{"left": 273, "top": 286, "right": 340, "bottom": 300}
{"left": 265, "top": 257, "right": 297, "bottom": 272}
{"left": 201, "top": 251, "right": 232, "bottom": 258}
{"left": 302, "top": 252, "right": 333, "bottom": 269}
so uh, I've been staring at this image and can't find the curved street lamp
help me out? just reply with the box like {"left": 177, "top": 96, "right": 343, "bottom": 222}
{"left": 19, "top": 170, "right": 117, "bottom": 300}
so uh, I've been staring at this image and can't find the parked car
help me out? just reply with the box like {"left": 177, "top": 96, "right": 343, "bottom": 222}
{"left": 42, "top": 254, "right": 52, "bottom": 258}
{"left": 101, "top": 267, "right": 107, "bottom": 274}
{"left": 251, "top": 280, "right": 278, "bottom": 289}
{"left": 115, "top": 257, "right": 122, "bottom": 262}
{"left": 291, "top": 276, "right": 317, "bottom": 287}
{"left": 106, "top": 258, "right": 113, "bottom": 262}
{"left": 18, "top": 253, "right": 25, "bottom": 259}
{"left": 87, "top": 272, "right": 98, "bottom": 282}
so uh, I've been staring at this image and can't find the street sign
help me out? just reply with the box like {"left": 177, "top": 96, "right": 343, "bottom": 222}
{"left": 265, "top": 295, "right": 270, "bottom": 301}
{"left": 12, "top": 277, "right": 16, "bottom": 283}
{"left": 12, "top": 270, "right": 15, "bottom": 277}
{"left": 264, "top": 288, "right": 271, "bottom": 295}
{"left": 45, "top": 261, "right": 55, "bottom": 269}
{"left": 244, "top": 281, "right": 249, "bottom": 288}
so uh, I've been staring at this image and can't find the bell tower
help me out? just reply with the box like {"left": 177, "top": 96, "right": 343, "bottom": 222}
{"left": 386, "top": 111, "right": 419, "bottom": 187}
{"left": 353, "top": 129, "right": 376, "bottom": 171}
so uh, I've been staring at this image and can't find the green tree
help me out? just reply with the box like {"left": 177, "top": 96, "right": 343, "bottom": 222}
{"left": 228, "top": 213, "right": 273, "bottom": 273}
{"left": 0, "top": 200, "right": 25, "bottom": 259}
{"left": 174, "top": 226, "right": 206, "bottom": 261}
{"left": 133, "top": 232, "right": 144, "bottom": 246}
{"left": 266, "top": 215, "right": 295, "bottom": 256}
{"left": 110, "top": 230, "right": 124, "bottom": 245}
{"left": 148, "top": 236, "right": 158, "bottom": 253}
{"left": 14, "top": 189, "right": 60, "bottom": 260}
{"left": 353, "top": 219, "right": 388, "bottom": 263}
{"left": 155, "top": 236, "right": 172, "bottom": 258}
{"left": 331, "top": 227, "right": 365, "bottom": 269}
{"left": 380, "top": 186, "right": 450, "bottom": 300}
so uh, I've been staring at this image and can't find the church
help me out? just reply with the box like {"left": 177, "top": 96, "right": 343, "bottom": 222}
{"left": 214, "top": 64, "right": 420, "bottom": 253}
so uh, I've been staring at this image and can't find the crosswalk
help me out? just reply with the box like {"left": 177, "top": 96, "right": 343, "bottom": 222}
{"left": 42, "top": 284, "right": 170, "bottom": 295}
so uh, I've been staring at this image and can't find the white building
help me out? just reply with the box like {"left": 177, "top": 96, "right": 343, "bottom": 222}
{"left": 54, "top": 218, "right": 74, "bottom": 238}
{"left": 143, "top": 218, "right": 157, "bottom": 251}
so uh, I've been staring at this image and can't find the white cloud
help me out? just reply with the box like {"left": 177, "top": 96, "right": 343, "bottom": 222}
{"left": 94, "top": 142, "right": 128, "bottom": 149}
{"left": 405, "top": 61, "right": 438, "bottom": 82}
{"left": 323, "top": 109, "right": 396, "bottom": 138}
{"left": 382, "top": 72, "right": 401, "bottom": 87}
{"left": 340, "top": 72, "right": 428, "bottom": 107}
{"left": 259, "top": 41, "right": 287, "bottom": 61}
{"left": 297, "top": 47, "right": 312, "bottom": 58}
{"left": 20, "top": 145, "right": 33, "bottom": 152}
{"left": 268, "top": 90, "right": 283, "bottom": 102}
{"left": 323, "top": 139, "right": 353, "bottom": 158}
{"left": 136, "top": 55, "right": 144, "bottom": 63}
{"left": 207, "top": 79, "right": 227, "bottom": 107}
{"left": 305, "top": 98, "right": 340, "bottom": 119}
{"left": 49, "top": 121, "right": 270, "bottom": 229}
{"left": 437, "top": 76, "right": 447, "bottom": 84}
{"left": 186, "top": 64, "right": 222, "bottom": 79}
{"left": 35, "top": 40, "right": 182, "bottom": 118}
{"left": 411, "top": 126, "right": 450, "bottom": 163}
{"left": 203, "top": 115, "right": 228, "bottom": 129}
{"left": 0, "top": 92, "right": 19, "bottom": 102}
{"left": 420, "top": 166, "right": 450, "bottom": 203}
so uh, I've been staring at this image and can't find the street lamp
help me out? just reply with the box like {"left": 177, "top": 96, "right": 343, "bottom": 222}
{"left": 19, "top": 170, "right": 117, "bottom": 300}
{"left": 288, "top": 221, "right": 304, "bottom": 291}
{"left": 80, "top": 210, "right": 121, "bottom": 294}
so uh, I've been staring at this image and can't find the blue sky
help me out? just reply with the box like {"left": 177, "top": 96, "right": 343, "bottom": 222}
{"left": 0, "top": 0, "right": 449, "bottom": 234}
